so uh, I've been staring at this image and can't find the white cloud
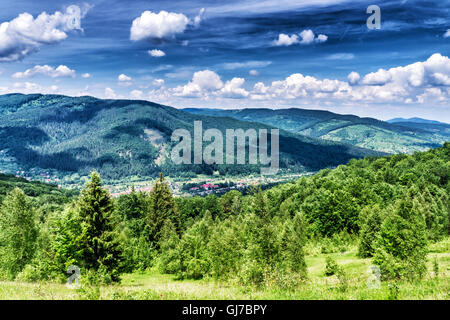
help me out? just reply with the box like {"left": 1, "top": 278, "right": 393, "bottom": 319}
{"left": 300, "top": 29, "right": 327, "bottom": 44}
{"left": 149, "top": 49, "right": 166, "bottom": 57}
{"left": 11, "top": 81, "right": 60, "bottom": 94}
{"left": 327, "top": 53, "right": 354, "bottom": 60}
{"left": 359, "top": 53, "right": 450, "bottom": 88}
{"left": 247, "top": 53, "right": 450, "bottom": 105}
{"left": 130, "top": 10, "right": 190, "bottom": 41}
{"left": 222, "top": 61, "right": 271, "bottom": 70}
{"left": 153, "top": 79, "right": 165, "bottom": 86}
{"left": 81, "top": 73, "right": 91, "bottom": 78}
{"left": 118, "top": 74, "right": 132, "bottom": 87}
{"left": 104, "top": 87, "right": 118, "bottom": 99}
{"left": 118, "top": 53, "right": 450, "bottom": 108}
{"left": 347, "top": 71, "right": 360, "bottom": 85}
{"left": 170, "top": 70, "right": 251, "bottom": 100}
{"left": 9, "top": 54, "right": 446, "bottom": 113}
{"left": 416, "top": 88, "right": 446, "bottom": 103}
{"left": 12, "top": 65, "right": 76, "bottom": 79}
{"left": 444, "top": 29, "right": 450, "bottom": 38}
{"left": 249, "top": 69, "right": 259, "bottom": 76}
{"left": 299, "top": 29, "right": 315, "bottom": 44}
{"left": 431, "top": 72, "right": 450, "bottom": 85}
{"left": 0, "top": 5, "right": 90, "bottom": 61}
{"left": 118, "top": 74, "right": 132, "bottom": 82}
{"left": 130, "top": 89, "right": 143, "bottom": 99}
{"left": 273, "top": 30, "right": 327, "bottom": 46}
{"left": 316, "top": 34, "right": 328, "bottom": 43}
{"left": 174, "top": 69, "right": 223, "bottom": 97}
{"left": 193, "top": 8, "right": 205, "bottom": 27}
{"left": 273, "top": 33, "right": 298, "bottom": 46}
{"left": 361, "top": 69, "right": 392, "bottom": 85}
{"left": 220, "top": 78, "right": 249, "bottom": 98}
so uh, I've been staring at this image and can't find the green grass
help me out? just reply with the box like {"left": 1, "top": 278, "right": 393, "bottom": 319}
{"left": 1, "top": 239, "right": 448, "bottom": 300}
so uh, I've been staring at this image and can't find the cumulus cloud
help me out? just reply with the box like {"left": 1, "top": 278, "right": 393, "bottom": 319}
{"left": 249, "top": 69, "right": 259, "bottom": 76}
{"left": 300, "top": 29, "right": 327, "bottom": 44}
{"left": 130, "top": 10, "right": 190, "bottom": 41}
{"left": 118, "top": 74, "right": 132, "bottom": 81}
{"left": 299, "top": 30, "right": 315, "bottom": 44}
{"left": 118, "top": 74, "right": 132, "bottom": 87}
{"left": 12, "top": 65, "right": 76, "bottom": 78}
{"left": 130, "top": 89, "right": 143, "bottom": 99}
{"left": 444, "top": 29, "right": 450, "bottom": 38}
{"left": 220, "top": 78, "right": 249, "bottom": 98}
{"left": 316, "top": 34, "right": 328, "bottom": 43}
{"left": 247, "top": 53, "right": 450, "bottom": 105}
{"left": 273, "top": 29, "right": 327, "bottom": 46}
{"left": 81, "top": 73, "right": 91, "bottom": 78}
{"left": 361, "top": 69, "right": 392, "bottom": 85}
{"left": 0, "top": 5, "right": 90, "bottom": 61}
{"left": 4, "top": 54, "right": 448, "bottom": 111}
{"left": 167, "top": 70, "right": 249, "bottom": 99}
{"left": 104, "top": 87, "right": 118, "bottom": 99}
{"left": 273, "top": 33, "right": 299, "bottom": 46}
{"left": 149, "top": 49, "right": 166, "bottom": 57}
{"left": 359, "top": 53, "right": 450, "bottom": 88}
{"left": 347, "top": 71, "right": 360, "bottom": 85}
{"left": 137, "top": 54, "right": 450, "bottom": 108}
{"left": 174, "top": 70, "right": 223, "bottom": 97}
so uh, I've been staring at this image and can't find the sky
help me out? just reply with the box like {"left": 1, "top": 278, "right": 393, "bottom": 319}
{"left": 0, "top": 0, "right": 449, "bottom": 122}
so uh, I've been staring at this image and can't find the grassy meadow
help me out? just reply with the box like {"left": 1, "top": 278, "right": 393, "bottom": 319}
{"left": 1, "top": 238, "right": 447, "bottom": 300}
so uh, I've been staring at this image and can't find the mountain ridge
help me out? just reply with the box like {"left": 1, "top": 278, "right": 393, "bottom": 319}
{"left": 0, "top": 93, "right": 381, "bottom": 185}
{"left": 183, "top": 107, "right": 448, "bottom": 154}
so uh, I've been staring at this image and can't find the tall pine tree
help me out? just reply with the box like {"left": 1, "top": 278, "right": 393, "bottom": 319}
{"left": 77, "top": 171, "right": 123, "bottom": 282}
{"left": 147, "top": 173, "right": 180, "bottom": 245}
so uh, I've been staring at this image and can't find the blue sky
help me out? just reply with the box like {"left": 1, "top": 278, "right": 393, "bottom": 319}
{"left": 0, "top": 0, "right": 449, "bottom": 121}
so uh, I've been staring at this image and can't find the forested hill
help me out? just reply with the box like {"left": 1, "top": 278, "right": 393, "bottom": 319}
{"left": 183, "top": 108, "right": 449, "bottom": 154}
{"left": 0, "top": 93, "right": 380, "bottom": 184}
{"left": 0, "top": 173, "right": 76, "bottom": 204}
{"left": 261, "top": 142, "right": 449, "bottom": 238}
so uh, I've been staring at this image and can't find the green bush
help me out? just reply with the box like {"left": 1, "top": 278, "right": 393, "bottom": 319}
{"left": 325, "top": 256, "right": 339, "bottom": 276}
{"left": 358, "top": 205, "right": 383, "bottom": 257}
{"left": 373, "top": 197, "right": 428, "bottom": 280}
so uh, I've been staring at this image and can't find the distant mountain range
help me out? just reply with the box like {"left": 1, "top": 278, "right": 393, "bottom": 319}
{"left": 0, "top": 94, "right": 381, "bottom": 184}
{"left": 184, "top": 108, "right": 449, "bottom": 154}
{"left": 387, "top": 117, "right": 447, "bottom": 125}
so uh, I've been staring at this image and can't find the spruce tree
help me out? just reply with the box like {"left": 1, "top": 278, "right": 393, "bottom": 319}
{"left": 77, "top": 171, "right": 123, "bottom": 282}
{"left": 0, "top": 188, "right": 37, "bottom": 279}
{"left": 147, "top": 173, "right": 180, "bottom": 245}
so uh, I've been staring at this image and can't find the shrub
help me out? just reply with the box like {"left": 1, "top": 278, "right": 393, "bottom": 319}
{"left": 373, "top": 197, "right": 428, "bottom": 280}
{"left": 358, "top": 205, "right": 383, "bottom": 257}
{"left": 325, "top": 256, "right": 339, "bottom": 276}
